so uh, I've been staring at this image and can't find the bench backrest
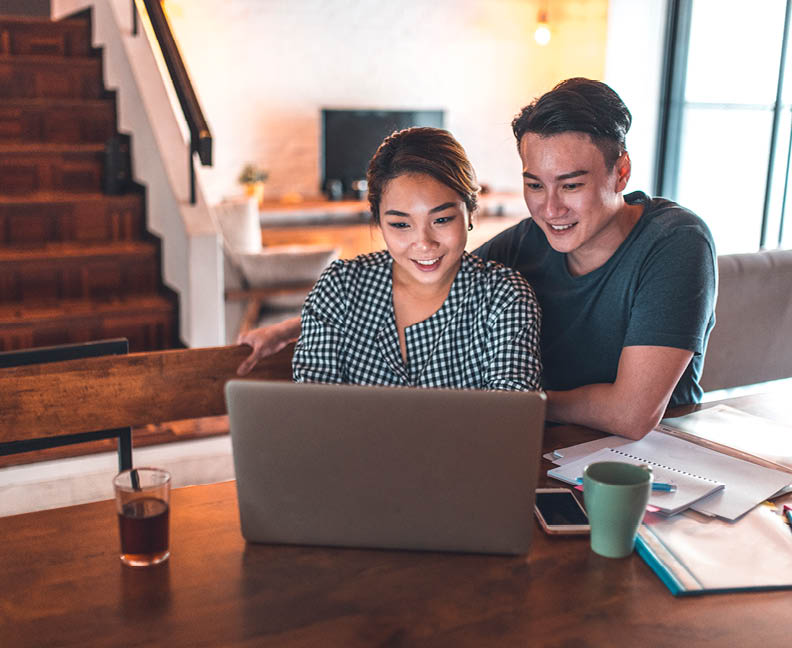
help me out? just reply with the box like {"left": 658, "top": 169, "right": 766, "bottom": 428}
{"left": 0, "top": 344, "right": 293, "bottom": 444}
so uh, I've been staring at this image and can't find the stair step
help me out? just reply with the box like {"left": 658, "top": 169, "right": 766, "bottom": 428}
{"left": 0, "top": 97, "right": 116, "bottom": 144}
{"left": 0, "top": 142, "right": 105, "bottom": 194}
{"left": 0, "top": 16, "right": 91, "bottom": 57}
{"left": 0, "top": 54, "right": 103, "bottom": 99}
{"left": 0, "top": 192, "right": 144, "bottom": 244}
{"left": 0, "top": 295, "right": 178, "bottom": 352}
{"left": 0, "top": 241, "right": 160, "bottom": 302}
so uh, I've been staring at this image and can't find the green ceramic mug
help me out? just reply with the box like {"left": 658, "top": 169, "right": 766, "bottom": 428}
{"left": 583, "top": 461, "right": 652, "bottom": 558}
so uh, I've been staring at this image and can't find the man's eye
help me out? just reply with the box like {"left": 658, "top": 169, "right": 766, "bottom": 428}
{"left": 387, "top": 221, "right": 409, "bottom": 229}
{"left": 563, "top": 183, "right": 583, "bottom": 190}
{"left": 525, "top": 183, "right": 542, "bottom": 191}
{"left": 434, "top": 216, "right": 454, "bottom": 225}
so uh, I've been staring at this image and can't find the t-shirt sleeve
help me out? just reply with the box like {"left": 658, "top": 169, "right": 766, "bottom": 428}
{"left": 623, "top": 227, "right": 716, "bottom": 354}
{"left": 482, "top": 275, "right": 543, "bottom": 392}
{"left": 292, "top": 261, "right": 347, "bottom": 383}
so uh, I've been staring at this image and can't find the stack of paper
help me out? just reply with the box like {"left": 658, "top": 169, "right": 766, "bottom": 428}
{"left": 547, "top": 430, "right": 792, "bottom": 520}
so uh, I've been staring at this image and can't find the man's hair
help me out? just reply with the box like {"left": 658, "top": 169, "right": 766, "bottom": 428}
{"left": 366, "top": 127, "right": 479, "bottom": 224}
{"left": 511, "top": 78, "right": 632, "bottom": 169}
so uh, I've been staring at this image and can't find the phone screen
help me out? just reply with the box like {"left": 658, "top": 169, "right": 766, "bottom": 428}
{"left": 535, "top": 491, "right": 589, "bottom": 526}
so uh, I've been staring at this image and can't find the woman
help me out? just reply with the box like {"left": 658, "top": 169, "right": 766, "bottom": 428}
{"left": 242, "top": 127, "right": 541, "bottom": 390}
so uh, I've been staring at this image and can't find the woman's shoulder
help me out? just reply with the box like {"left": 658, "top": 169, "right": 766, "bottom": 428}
{"left": 463, "top": 251, "right": 537, "bottom": 301}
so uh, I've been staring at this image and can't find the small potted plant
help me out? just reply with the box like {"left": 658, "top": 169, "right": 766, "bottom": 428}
{"left": 238, "top": 163, "right": 269, "bottom": 207}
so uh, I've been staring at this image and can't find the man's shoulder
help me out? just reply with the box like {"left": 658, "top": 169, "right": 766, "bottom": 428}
{"left": 629, "top": 191, "right": 715, "bottom": 247}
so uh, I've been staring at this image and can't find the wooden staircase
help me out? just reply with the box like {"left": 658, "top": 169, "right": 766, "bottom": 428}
{"left": 0, "top": 12, "right": 180, "bottom": 352}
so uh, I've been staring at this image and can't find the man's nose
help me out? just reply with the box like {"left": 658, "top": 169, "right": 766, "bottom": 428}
{"left": 544, "top": 191, "right": 565, "bottom": 220}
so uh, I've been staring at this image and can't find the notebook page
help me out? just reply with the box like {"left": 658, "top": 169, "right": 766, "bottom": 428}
{"left": 622, "top": 432, "right": 792, "bottom": 520}
{"left": 547, "top": 447, "right": 724, "bottom": 516}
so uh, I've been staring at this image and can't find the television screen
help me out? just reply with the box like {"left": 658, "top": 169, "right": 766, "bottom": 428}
{"left": 321, "top": 109, "right": 445, "bottom": 199}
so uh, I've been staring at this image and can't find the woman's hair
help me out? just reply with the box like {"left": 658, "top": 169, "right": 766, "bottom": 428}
{"left": 366, "top": 127, "right": 479, "bottom": 224}
{"left": 511, "top": 77, "right": 632, "bottom": 169}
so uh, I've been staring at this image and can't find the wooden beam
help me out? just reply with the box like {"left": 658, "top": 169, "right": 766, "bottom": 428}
{"left": 0, "top": 344, "right": 293, "bottom": 443}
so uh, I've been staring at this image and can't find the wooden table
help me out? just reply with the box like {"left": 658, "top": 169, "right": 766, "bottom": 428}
{"left": 3, "top": 393, "right": 790, "bottom": 647}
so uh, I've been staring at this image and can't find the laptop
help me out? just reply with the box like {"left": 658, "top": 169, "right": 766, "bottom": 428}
{"left": 225, "top": 380, "right": 546, "bottom": 555}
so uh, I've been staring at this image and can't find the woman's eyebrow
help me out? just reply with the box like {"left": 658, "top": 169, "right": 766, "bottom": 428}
{"left": 383, "top": 209, "right": 409, "bottom": 216}
{"left": 428, "top": 202, "right": 457, "bottom": 214}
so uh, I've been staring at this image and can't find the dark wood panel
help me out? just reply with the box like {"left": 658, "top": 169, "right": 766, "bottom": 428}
{"left": 0, "top": 56, "right": 103, "bottom": 99}
{"left": 0, "top": 295, "right": 179, "bottom": 352}
{"left": 0, "top": 344, "right": 294, "bottom": 439}
{"left": 0, "top": 194, "right": 144, "bottom": 244}
{"left": 0, "top": 100, "right": 115, "bottom": 143}
{"left": 0, "top": 17, "right": 91, "bottom": 57}
{"left": 0, "top": 242, "right": 159, "bottom": 301}
{"left": 0, "top": 146, "right": 104, "bottom": 193}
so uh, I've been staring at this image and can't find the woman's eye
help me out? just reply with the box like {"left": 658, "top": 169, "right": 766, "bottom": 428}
{"left": 434, "top": 215, "right": 454, "bottom": 225}
{"left": 387, "top": 221, "right": 409, "bottom": 229}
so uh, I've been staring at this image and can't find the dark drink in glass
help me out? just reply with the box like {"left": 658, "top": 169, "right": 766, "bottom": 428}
{"left": 113, "top": 468, "right": 171, "bottom": 567}
{"left": 117, "top": 497, "right": 170, "bottom": 566}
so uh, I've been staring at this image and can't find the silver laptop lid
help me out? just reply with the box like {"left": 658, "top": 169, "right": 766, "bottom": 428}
{"left": 225, "top": 381, "right": 546, "bottom": 555}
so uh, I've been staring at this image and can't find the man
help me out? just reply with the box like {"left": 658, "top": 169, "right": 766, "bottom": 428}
{"left": 238, "top": 78, "right": 717, "bottom": 440}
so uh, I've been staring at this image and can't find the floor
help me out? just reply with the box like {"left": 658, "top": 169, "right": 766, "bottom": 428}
{"left": 0, "top": 434, "right": 235, "bottom": 517}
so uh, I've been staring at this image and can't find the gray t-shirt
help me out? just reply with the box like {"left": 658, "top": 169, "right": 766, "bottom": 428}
{"left": 474, "top": 191, "right": 717, "bottom": 407}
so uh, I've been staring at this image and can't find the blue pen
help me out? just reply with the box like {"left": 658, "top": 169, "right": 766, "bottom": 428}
{"left": 574, "top": 477, "right": 677, "bottom": 492}
{"left": 784, "top": 506, "right": 792, "bottom": 532}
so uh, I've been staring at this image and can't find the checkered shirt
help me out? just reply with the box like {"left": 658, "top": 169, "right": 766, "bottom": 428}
{"left": 292, "top": 250, "right": 542, "bottom": 391}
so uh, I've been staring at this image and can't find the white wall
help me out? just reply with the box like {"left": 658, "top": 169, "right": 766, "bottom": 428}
{"left": 162, "top": 0, "right": 610, "bottom": 204}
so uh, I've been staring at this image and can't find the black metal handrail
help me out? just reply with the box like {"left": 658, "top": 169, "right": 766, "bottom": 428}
{"left": 133, "top": 0, "right": 212, "bottom": 204}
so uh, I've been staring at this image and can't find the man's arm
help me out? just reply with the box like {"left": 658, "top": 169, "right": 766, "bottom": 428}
{"left": 236, "top": 317, "right": 301, "bottom": 376}
{"left": 545, "top": 345, "right": 693, "bottom": 440}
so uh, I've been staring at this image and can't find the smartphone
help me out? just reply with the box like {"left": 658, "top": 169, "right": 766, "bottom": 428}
{"left": 534, "top": 488, "right": 590, "bottom": 535}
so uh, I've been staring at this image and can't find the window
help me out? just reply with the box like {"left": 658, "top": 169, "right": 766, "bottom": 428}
{"left": 657, "top": 0, "right": 791, "bottom": 253}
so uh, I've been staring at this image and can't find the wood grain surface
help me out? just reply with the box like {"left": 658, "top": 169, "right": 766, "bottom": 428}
{"left": 1, "top": 401, "right": 790, "bottom": 648}
{"left": 0, "top": 343, "right": 294, "bottom": 443}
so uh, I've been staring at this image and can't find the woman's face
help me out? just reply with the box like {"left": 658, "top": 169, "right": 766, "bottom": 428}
{"left": 378, "top": 173, "right": 469, "bottom": 292}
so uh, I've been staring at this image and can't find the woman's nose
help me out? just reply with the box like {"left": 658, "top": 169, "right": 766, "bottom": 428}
{"left": 413, "top": 224, "right": 438, "bottom": 249}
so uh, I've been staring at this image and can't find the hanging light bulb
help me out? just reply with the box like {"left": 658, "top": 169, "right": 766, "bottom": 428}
{"left": 534, "top": 8, "right": 551, "bottom": 46}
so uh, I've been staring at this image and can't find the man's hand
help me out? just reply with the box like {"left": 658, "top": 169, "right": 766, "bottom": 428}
{"left": 236, "top": 317, "right": 301, "bottom": 376}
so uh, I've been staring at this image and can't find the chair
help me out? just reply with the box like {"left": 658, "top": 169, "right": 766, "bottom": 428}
{"left": 700, "top": 249, "right": 792, "bottom": 392}
{"left": 214, "top": 198, "right": 339, "bottom": 336}
{"left": 0, "top": 339, "right": 133, "bottom": 471}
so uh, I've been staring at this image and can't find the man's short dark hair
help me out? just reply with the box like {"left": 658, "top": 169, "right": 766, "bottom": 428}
{"left": 512, "top": 78, "right": 632, "bottom": 169}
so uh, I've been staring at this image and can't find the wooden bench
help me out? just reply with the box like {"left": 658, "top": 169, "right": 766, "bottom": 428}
{"left": 0, "top": 343, "right": 293, "bottom": 462}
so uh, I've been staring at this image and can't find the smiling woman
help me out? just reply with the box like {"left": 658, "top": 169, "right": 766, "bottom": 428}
{"left": 291, "top": 127, "right": 542, "bottom": 391}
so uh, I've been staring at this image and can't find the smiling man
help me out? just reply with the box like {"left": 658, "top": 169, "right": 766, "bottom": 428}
{"left": 474, "top": 78, "right": 717, "bottom": 439}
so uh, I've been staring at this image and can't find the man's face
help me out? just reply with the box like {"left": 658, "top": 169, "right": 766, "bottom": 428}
{"left": 519, "top": 132, "right": 631, "bottom": 274}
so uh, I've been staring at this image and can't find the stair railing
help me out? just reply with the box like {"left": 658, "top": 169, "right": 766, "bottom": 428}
{"left": 132, "top": 0, "right": 212, "bottom": 204}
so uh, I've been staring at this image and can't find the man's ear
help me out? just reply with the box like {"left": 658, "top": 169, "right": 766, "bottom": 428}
{"left": 615, "top": 151, "right": 631, "bottom": 193}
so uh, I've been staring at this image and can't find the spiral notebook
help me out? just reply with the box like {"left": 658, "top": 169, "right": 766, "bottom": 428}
{"left": 548, "top": 431, "right": 792, "bottom": 520}
{"left": 547, "top": 446, "right": 724, "bottom": 516}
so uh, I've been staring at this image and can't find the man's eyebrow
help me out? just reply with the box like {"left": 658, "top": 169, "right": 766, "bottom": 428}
{"left": 383, "top": 209, "right": 408, "bottom": 216}
{"left": 523, "top": 170, "right": 589, "bottom": 181}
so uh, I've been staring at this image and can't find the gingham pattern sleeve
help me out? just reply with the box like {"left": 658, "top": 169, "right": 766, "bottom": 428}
{"left": 481, "top": 264, "right": 542, "bottom": 392}
{"left": 292, "top": 260, "right": 348, "bottom": 383}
